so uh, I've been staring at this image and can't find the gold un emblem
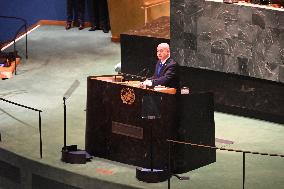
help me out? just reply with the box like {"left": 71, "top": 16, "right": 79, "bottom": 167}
{"left": 121, "top": 88, "right": 135, "bottom": 105}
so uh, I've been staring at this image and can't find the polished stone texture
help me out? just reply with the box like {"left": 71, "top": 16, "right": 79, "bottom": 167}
{"left": 174, "top": 92, "right": 216, "bottom": 173}
{"left": 85, "top": 77, "right": 178, "bottom": 169}
{"left": 169, "top": 0, "right": 284, "bottom": 122}
{"left": 85, "top": 77, "right": 215, "bottom": 172}
{"left": 171, "top": 0, "right": 284, "bottom": 83}
{"left": 121, "top": 15, "right": 283, "bottom": 123}
{"left": 180, "top": 67, "right": 284, "bottom": 123}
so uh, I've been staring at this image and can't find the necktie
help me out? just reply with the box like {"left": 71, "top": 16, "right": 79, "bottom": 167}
{"left": 157, "top": 63, "right": 163, "bottom": 76}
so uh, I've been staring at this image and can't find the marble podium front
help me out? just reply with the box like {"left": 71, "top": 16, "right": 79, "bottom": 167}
{"left": 85, "top": 75, "right": 178, "bottom": 169}
{"left": 85, "top": 75, "right": 216, "bottom": 172}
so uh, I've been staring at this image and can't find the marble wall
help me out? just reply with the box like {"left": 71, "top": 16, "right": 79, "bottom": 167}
{"left": 171, "top": 0, "right": 284, "bottom": 83}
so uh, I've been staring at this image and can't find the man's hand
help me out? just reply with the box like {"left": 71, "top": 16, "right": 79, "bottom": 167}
{"left": 143, "top": 79, "right": 152, "bottom": 87}
{"left": 138, "top": 82, "right": 145, "bottom": 88}
{"left": 139, "top": 79, "right": 153, "bottom": 88}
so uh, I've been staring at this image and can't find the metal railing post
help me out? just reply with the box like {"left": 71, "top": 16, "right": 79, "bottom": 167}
{"left": 243, "top": 152, "right": 246, "bottom": 189}
{"left": 0, "top": 97, "right": 43, "bottom": 158}
{"left": 13, "top": 40, "right": 17, "bottom": 75}
{"left": 39, "top": 111, "right": 42, "bottom": 158}
{"left": 166, "top": 139, "right": 284, "bottom": 189}
{"left": 24, "top": 23, "right": 28, "bottom": 59}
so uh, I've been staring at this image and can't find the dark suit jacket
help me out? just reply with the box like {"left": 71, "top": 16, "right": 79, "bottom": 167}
{"left": 149, "top": 57, "right": 179, "bottom": 88}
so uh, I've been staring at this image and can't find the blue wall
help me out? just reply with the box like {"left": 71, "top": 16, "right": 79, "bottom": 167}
{"left": 0, "top": 0, "right": 92, "bottom": 44}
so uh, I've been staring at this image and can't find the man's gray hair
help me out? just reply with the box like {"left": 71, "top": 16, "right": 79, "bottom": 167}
{"left": 158, "top": 43, "right": 170, "bottom": 50}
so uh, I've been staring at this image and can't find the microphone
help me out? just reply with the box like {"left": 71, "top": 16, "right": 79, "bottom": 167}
{"left": 130, "top": 68, "right": 147, "bottom": 80}
{"left": 143, "top": 68, "right": 150, "bottom": 78}
{"left": 120, "top": 68, "right": 148, "bottom": 81}
{"left": 136, "top": 68, "right": 147, "bottom": 77}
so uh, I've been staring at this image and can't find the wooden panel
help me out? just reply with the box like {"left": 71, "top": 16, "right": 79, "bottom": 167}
{"left": 107, "top": 0, "right": 170, "bottom": 40}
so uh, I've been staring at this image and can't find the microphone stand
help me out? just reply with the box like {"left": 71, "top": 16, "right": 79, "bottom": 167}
{"left": 63, "top": 97, "right": 67, "bottom": 149}
{"left": 121, "top": 72, "right": 146, "bottom": 81}
{"left": 61, "top": 80, "right": 90, "bottom": 164}
{"left": 144, "top": 68, "right": 150, "bottom": 79}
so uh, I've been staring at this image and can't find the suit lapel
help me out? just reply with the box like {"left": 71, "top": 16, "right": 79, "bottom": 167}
{"left": 159, "top": 58, "right": 170, "bottom": 75}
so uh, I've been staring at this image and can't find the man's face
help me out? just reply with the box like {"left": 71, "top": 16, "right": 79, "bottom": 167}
{"left": 157, "top": 46, "right": 169, "bottom": 61}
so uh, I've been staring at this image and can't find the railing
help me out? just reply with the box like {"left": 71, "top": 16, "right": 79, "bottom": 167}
{"left": 0, "top": 97, "right": 42, "bottom": 158}
{"left": 0, "top": 15, "right": 29, "bottom": 75}
{"left": 167, "top": 139, "right": 284, "bottom": 189}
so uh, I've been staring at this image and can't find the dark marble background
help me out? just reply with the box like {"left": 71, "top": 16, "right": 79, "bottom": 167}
{"left": 171, "top": 0, "right": 284, "bottom": 83}
{"left": 121, "top": 15, "right": 283, "bottom": 123}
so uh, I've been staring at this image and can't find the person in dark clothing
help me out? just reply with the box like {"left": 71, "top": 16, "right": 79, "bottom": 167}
{"left": 66, "top": 0, "right": 85, "bottom": 30}
{"left": 88, "top": 0, "right": 110, "bottom": 33}
{"left": 142, "top": 43, "right": 179, "bottom": 89}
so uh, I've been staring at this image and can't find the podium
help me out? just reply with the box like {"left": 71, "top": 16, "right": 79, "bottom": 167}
{"left": 86, "top": 75, "right": 177, "bottom": 169}
{"left": 85, "top": 75, "right": 215, "bottom": 173}
{"left": 135, "top": 95, "right": 169, "bottom": 182}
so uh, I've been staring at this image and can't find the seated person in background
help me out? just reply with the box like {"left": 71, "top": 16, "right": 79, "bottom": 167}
{"left": 142, "top": 43, "right": 179, "bottom": 88}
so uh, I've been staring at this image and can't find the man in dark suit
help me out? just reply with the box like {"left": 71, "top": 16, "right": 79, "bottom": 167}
{"left": 88, "top": 0, "right": 110, "bottom": 33}
{"left": 66, "top": 0, "right": 85, "bottom": 30}
{"left": 143, "top": 43, "right": 179, "bottom": 88}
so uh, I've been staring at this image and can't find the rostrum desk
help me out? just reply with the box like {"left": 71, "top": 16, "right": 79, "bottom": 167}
{"left": 85, "top": 75, "right": 216, "bottom": 173}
